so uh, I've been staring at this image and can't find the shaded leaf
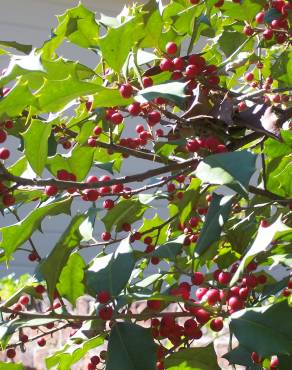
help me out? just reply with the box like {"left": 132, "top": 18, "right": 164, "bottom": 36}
{"left": 151, "top": 235, "right": 185, "bottom": 260}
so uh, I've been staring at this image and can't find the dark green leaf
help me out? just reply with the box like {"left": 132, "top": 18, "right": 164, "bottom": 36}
{"left": 195, "top": 194, "right": 234, "bottom": 257}
{"left": 86, "top": 237, "right": 135, "bottom": 297}
{"left": 151, "top": 235, "right": 185, "bottom": 260}
{"left": 165, "top": 344, "right": 220, "bottom": 370}
{"left": 194, "top": 151, "right": 257, "bottom": 196}
{"left": 0, "top": 40, "right": 32, "bottom": 54}
{"left": 106, "top": 322, "right": 156, "bottom": 370}
{"left": 230, "top": 301, "right": 292, "bottom": 357}
{"left": 218, "top": 31, "right": 250, "bottom": 58}
{"left": 223, "top": 345, "right": 261, "bottom": 368}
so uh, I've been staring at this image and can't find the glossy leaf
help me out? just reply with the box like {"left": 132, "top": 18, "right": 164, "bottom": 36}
{"left": 22, "top": 119, "right": 52, "bottom": 175}
{"left": 57, "top": 252, "right": 86, "bottom": 307}
{"left": 106, "top": 322, "right": 156, "bottom": 370}
{"left": 39, "top": 214, "right": 87, "bottom": 302}
{"left": 0, "top": 197, "right": 72, "bottom": 260}
{"left": 86, "top": 237, "right": 135, "bottom": 297}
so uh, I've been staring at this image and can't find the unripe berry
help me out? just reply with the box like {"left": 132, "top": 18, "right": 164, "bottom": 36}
{"left": 165, "top": 42, "right": 178, "bottom": 55}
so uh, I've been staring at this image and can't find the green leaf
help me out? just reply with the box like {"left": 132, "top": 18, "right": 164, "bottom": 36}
{"left": 269, "top": 254, "right": 292, "bottom": 268}
{"left": 266, "top": 155, "right": 292, "bottom": 197}
{"left": 139, "top": 3, "right": 163, "bottom": 48}
{"left": 79, "top": 207, "right": 97, "bottom": 242}
{"left": 264, "top": 131, "right": 292, "bottom": 159}
{"left": 47, "top": 146, "right": 95, "bottom": 181}
{"left": 46, "top": 335, "right": 104, "bottom": 370}
{"left": 22, "top": 119, "right": 51, "bottom": 176}
{"left": 195, "top": 194, "right": 234, "bottom": 257}
{"left": 102, "top": 198, "right": 148, "bottom": 232}
{"left": 0, "top": 81, "right": 37, "bottom": 120}
{"left": 57, "top": 252, "right": 85, "bottom": 307}
{"left": 138, "top": 214, "right": 169, "bottom": 245}
{"left": 86, "top": 237, "right": 135, "bottom": 297}
{"left": 151, "top": 235, "right": 185, "bottom": 260}
{"left": 0, "top": 40, "right": 32, "bottom": 54}
{"left": 230, "top": 216, "right": 288, "bottom": 285}
{"left": 36, "top": 75, "right": 105, "bottom": 113}
{"left": 0, "top": 197, "right": 72, "bottom": 260}
{"left": 100, "top": 16, "right": 145, "bottom": 72}
{"left": 136, "top": 81, "right": 188, "bottom": 108}
{"left": 218, "top": 31, "right": 252, "bottom": 58}
{"left": 221, "top": 0, "right": 264, "bottom": 22}
{"left": 165, "top": 344, "right": 220, "bottom": 370}
{"left": 194, "top": 151, "right": 257, "bottom": 196}
{"left": 223, "top": 345, "right": 261, "bottom": 368}
{"left": 92, "top": 86, "right": 134, "bottom": 108}
{"left": 39, "top": 214, "right": 87, "bottom": 302}
{"left": 106, "top": 322, "right": 156, "bottom": 370}
{"left": 0, "top": 363, "right": 24, "bottom": 370}
{"left": 230, "top": 301, "right": 292, "bottom": 357}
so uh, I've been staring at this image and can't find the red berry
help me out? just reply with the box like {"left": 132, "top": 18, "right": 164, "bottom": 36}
{"left": 156, "top": 128, "right": 164, "bottom": 137}
{"left": 18, "top": 295, "right": 29, "bottom": 305}
{"left": 184, "top": 318, "right": 198, "bottom": 337}
{"left": 173, "top": 57, "right": 185, "bottom": 71}
{"left": 99, "top": 306, "right": 113, "bottom": 321}
{"left": 195, "top": 287, "right": 208, "bottom": 301}
{"left": 238, "top": 101, "right": 247, "bottom": 111}
{"left": 84, "top": 189, "right": 99, "bottom": 202}
{"left": 5, "top": 120, "right": 13, "bottom": 129}
{"left": 112, "top": 183, "right": 123, "bottom": 193}
{"left": 88, "top": 137, "right": 97, "bottom": 147}
{"left": 151, "top": 256, "right": 160, "bottom": 265}
{"left": 165, "top": 42, "right": 178, "bottom": 55}
{"left": 185, "top": 64, "right": 201, "bottom": 77}
{"left": 147, "top": 300, "right": 162, "bottom": 310}
{"left": 28, "top": 252, "right": 38, "bottom": 262}
{"left": 206, "top": 289, "right": 221, "bottom": 305}
{"left": 97, "top": 291, "right": 111, "bottom": 304}
{"left": 257, "top": 274, "right": 267, "bottom": 285}
{"left": 228, "top": 296, "right": 244, "bottom": 311}
{"left": 260, "top": 219, "right": 269, "bottom": 228}
{"left": 275, "top": 32, "right": 287, "bottom": 44}
{"left": 0, "top": 148, "right": 10, "bottom": 160}
{"left": 20, "top": 334, "right": 29, "bottom": 343}
{"left": 189, "top": 217, "right": 200, "bottom": 228}
{"left": 246, "top": 261, "right": 258, "bottom": 272}
{"left": 90, "top": 355, "right": 100, "bottom": 366}
{"left": 160, "top": 58, "right": 174, "bottom": 71}
{"left": 128, "top": 102, "right": 141, "bottom": 116}
{"left": 45, "top": 185, "right": 58, "bottom": 197}
{"left": 251, "top": 351, "right": 262, "bottom": 364}
{"left": 0, "top": 129, "right": 7, "bottom": 143}
{"left": 244, "top": 26, "right": 254, "bottom": 36}
{"left": 194, "top": 308, "right": 210, "bottom": 324}
{"left": 239, "top": 286, "right": 249, "bottom": 300}
{"left": 35, "top": 284, "right": 46, "bottom": 294}
{"left": 256, "top": 61, "right": 263, "bottom": 69}
{"left": 142, "top": 76, "right": 153, "bottom": 88}
{"left": 263, "top": 29, "right": 273, "bottom": 40}
{"left": 119, "top": 83, "right": 133, "bottom": 99}
{"left": 57, "top": 169, "right": 69, "bottom": 181}
{"left": 218, "top": 271, "right": 232, "bottom": 285}
{"left": 255, "top": 11, "right": 265, "bottom": 23}
{"left": 37, "top": 338, "right": 46, "bottom": 347}
{"left": 190, "top": 0, "right": 200, "bottom": 3}
{"left": 87, "top": 363, "right": 95, "bottom": 370}
{"left": 93, "top": 125, "right": 102, "bottom": 136}
{"left": 186, "top": 138, "right": 200, "bottom": 152}
{"left": 101, "top": 231, "right": 111, "bottom": 241}
{"left": 270, "top": 355, "right": 279, "bottom": 369}
{"left": 2, "top": 193, "right": 15, "bottom": 207}
{"left": 122, "top": 222, "right": 131, "bottom": 232}
{"left": 103, "top": 199, "right": 114, "bottom": 209}
{"left": 167, "top": 183, "right": 176, "bottom": 192}
{"left": 245, "top": 72, "right": 254, "bottom": 82}
{"left": 148, "top": 111, "right": 161, "bottom": 126}
{"left": 207, "top": 75, "right": 220, "bottom": 85}
{"left": 191, "top": 272, "right": 204, "bottom": 285}
{"left": 110, "top": 112, "right": 123, "bottom": 125}
{"left": 214, "top": 0, "right": 224, "bottom": 7}
{"left": 6, "top": 348, "right": 16, "bottom": 359}
{"left": 210, "top": 317, "right": 223, "bottom": 332}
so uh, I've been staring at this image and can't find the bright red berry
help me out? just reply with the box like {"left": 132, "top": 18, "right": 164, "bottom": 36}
{"left": 210, "top": 317, "right": 223, "bottom": 332}
{"left": 255, "top": 11, "right": 265, "bottom": 23}
{"left": 263, "top": 29, "right": 273, "bottom": 40}
{"left": 245, "top": 72, "right": 254, "bottom": 82}
{"left": 238, "top": 101, "right": 247, "bottom": 112}
{"left": 18, "top": 295, "right": 30, "bottom": 305}
{"left": 45, "top": 185, "right": 58, "bottom": 197}
{"left": 160, "top": 58, "right": 174, "bottom": 71}
{"left": 35, "top": 284, "right": 46, "bottom": 294}
{"left": 243, "top": 25, "right": 254, "bottom": 36}
{"left": 218, "top": 271, "right": 232, "bottom": 285}
{"left": 0, "top": 148, "right": 10, "bottom": 160}
{"left": 101, "top": 231, "right": 111, "bottom": 241}
{"left": 251, "top": 351, "right": 262, "bottom": 364}
{"left": 148, "top": 111, "right": 161, "bottom": 126}
{"left": 128, "top": 102, "right": 141, "bottom": 116}
{"left": 142, "top": 76, "right": 153, "bottom": 88}
{"left": 119, "top": 83, "right": 133, "bottom": 99}
{"left": 165, "top": 42, "right": 178, "bottom": 55}
{"left": 103, "top": 199, "right": 114, "bottom": 209}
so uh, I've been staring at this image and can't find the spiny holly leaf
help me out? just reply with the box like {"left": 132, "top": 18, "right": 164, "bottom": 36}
{"left": 194, "top": 151, "right": 257, "bottom": 196}
{"left": 86, "top": 237, "right": 135, "bottom": 297}
{"left": 46, "top": 146, "right": 95, "bottom": 181}
{"left": 230, "top": 216, "right": 288, "bottom": 285}
{"left": 39, "top": 214, "right": 87, "bottom": 302}
{"left": 138, "top": 214, "right": 169, "bottom": 245}
{"left": 0, "top": 197, "right": 72, "bottom": 260}
{"left": 0, "top": 40, "right": 32, "bottom": 54}
{"left": 46, "top": 335, "right": 104, "bottom": 370}
{"left": 230, "top": 301, "right": 292, "bottom": 357}
{"left": 195, "top": 194, "right": 234, "bottom": 258}
{"left": 102, "top": 198, "right": 148, "bottom": 232}
{"left": 266, "top": 155, "right": 292, "bottom": 197}
{"left": 22, "top": 119, "right": 52, "bottom": 176}
{"left": 92, "top": 86, "right": 134, "bottom": 108}
{"left": 57, "top": 252, "right": 86, "bottom": 307}
{"left": 136, "top": 81, "right": 188, "bottom": 108}
{"left": 165, "top": 344, "right": 220, "bottom": 370}
{"left": 221, "top": 0, "right": 263, "bottom": 22}
{"left": 100, "top": 16, "right": 145, "bottom": 72}
{"left": 151, "top": 235, "right": 186, "bottom": 260}
{"left": 0, "top": 80, "right": 37, "bottom": 120}
{"left": 106, "top": 322, "right": 156, "bottom": 370}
